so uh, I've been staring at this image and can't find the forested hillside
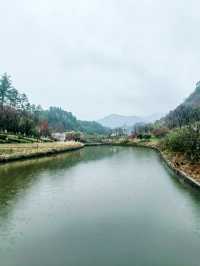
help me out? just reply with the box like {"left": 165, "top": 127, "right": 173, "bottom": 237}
{"left": 163, "top": 83, "right": 200, "bottom": 129}
{"left": 184, "top": 83, "right": 200, "bottom": 107}
{"left": 40, "top": 107, "right": 109, "bottom": 134}
{"left": 0, "top": 73, "right": 109, "bottom": 137}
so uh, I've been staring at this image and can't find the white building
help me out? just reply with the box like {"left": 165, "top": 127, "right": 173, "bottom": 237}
{"left": 51, "top": 133, "right": 65, "bottom": 142}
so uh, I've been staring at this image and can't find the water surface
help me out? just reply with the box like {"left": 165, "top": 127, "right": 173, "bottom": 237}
{"left": 0, "top": 146, "right": 200, "bottom": 266}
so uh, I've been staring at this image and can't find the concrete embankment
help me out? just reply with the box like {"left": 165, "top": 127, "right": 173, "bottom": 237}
{"left": 145, "top": 145, "right": 200, "bottom": 190}
{"left": 113, "top": 141, "right": 200, "bottom": 191}
{"left": 158, "top": 149, "right": 200, "bottom": 190}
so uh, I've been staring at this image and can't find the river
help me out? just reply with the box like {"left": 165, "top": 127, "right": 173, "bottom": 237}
{"left": 0, "top": 146, "right": 200, "bottom": 266}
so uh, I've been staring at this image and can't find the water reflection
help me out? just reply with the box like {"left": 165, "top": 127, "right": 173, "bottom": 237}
{"left": 0, "top": 146, "right": 119, "bottom": 221}
{"left": 0, "top": 146, "right": 200, "bottom": 266}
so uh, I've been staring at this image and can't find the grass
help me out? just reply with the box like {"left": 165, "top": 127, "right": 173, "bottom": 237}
{"left": 110, "top": 137, "right": 160, "bottom": 148}
{"left": 0, "top": 133, "right": 50, "bottom": 144}
{"left": 0, "top": 141, "right": 84, "bottom": 162}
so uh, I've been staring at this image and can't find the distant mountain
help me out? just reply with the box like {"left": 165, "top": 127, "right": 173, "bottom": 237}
{"left": 98, "top": 114, "right": 140, "bottom": 129}
{"left": 98, "top": 113, "right": 163, "bottom": 129}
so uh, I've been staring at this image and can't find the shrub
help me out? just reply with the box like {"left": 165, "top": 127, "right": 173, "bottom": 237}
{"left": 137, "top": 134, "right": 151, "bottom": 140}
{"left": 162, "top": 124, "right": 200, "bottom": 161}
{"left": 143, "top": 134, "right": 152, "bottom": 140}
{"left": 153, "top": 127, "right": 169, "bottom": 138}
{"left": 137, "top": 134, "right": 143, "bottom": 139}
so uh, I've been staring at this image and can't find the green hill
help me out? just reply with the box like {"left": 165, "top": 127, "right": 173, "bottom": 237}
{"left": 184, "top": 82, "right": 200, "bottom": 107}
{"left": 163, "top": 82, "right": 200, "bottom": 129}
{"left": 39, "top": 107, "right": 110, "bottom": 135}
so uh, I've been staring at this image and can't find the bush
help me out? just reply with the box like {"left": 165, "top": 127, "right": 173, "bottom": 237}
{"left": 153, "top": 127, "right": 169, "bottom": 138}
{"left": 0, "top": 134, "right": 8, "bottom": 140}
{"left": 137, "top": 134, "right": 151, "bottom": 140}
{"left": 162, "top": 124, "right": 200, "bottom": 161}
{"left": 143, "top": 134, "right": 152, "bottom": 140}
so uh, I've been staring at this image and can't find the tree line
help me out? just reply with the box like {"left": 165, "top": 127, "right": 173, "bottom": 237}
{"left": 0, "top": 73, "right": 42, "bottom": 136}
{"left": 0, "top": 73, "right": 109, "bottom": 137}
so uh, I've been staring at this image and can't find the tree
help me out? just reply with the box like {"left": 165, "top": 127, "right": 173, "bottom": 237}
{"left": 164, "top": 105, "right": 200, "bottom": 129}
{"left": 153, "top": 127, "right": 169, "bottom": 138}
{"left": 7, "top": 88, "right": 19, "bottom": 108}
{"left": 38, "top": 120, "right": 49, "bottom": 136}
{"left": 0, "top": 73, "right": 12, "bottom": 109}
{"left": 18, "top": 93, "right": 29, "bottom": 111}
{"left": 65, "top": 131, "right": 82, "bottom": 141}
{"left": 0, "top": 72, "right": 109, "bottom": 136}
{"left": 162, "top": 124, "right": 200, "bottom": 162}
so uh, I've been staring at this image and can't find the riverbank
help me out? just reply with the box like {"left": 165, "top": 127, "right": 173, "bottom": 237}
{"left": 1, "top": 139, "right": 199, "bottom": 190}
{"left": 112, "top": 139, "right": 200, "bottom": 189}
{"left": 0, "top": 141, "right": 84, "bottom": 163}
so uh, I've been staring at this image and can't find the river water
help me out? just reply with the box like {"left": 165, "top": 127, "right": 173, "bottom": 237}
{"left": 0, "top": 146, "right": 200, "bottom": 266}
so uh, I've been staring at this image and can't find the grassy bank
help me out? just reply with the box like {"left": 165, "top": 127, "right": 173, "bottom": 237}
{"left": 0, "top": 141, "right": 84, "bottom": 163}
{"left": 0, "top": 133, "right": 36, "bottom": 144}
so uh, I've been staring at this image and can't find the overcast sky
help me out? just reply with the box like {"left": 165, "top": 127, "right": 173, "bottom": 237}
{"left": 0, "top": 0, "right": 200, "bottom": 120}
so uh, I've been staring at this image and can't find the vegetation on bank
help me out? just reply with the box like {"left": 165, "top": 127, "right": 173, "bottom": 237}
{"left": 161, "top": 124, "right": 200, "bottom": 162}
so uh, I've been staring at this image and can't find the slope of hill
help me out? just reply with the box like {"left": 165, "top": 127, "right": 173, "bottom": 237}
{"left": 98, "top": 113, "right": 163, "bottom": 129}
{"left": 163, "top": 82, "right": 200, "bottom": 128}
{"left": 40, "top": 107, "right": 110, "bottom": 135}
{"left": 184, "top": 82, "right": 200, "bottom": 107}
